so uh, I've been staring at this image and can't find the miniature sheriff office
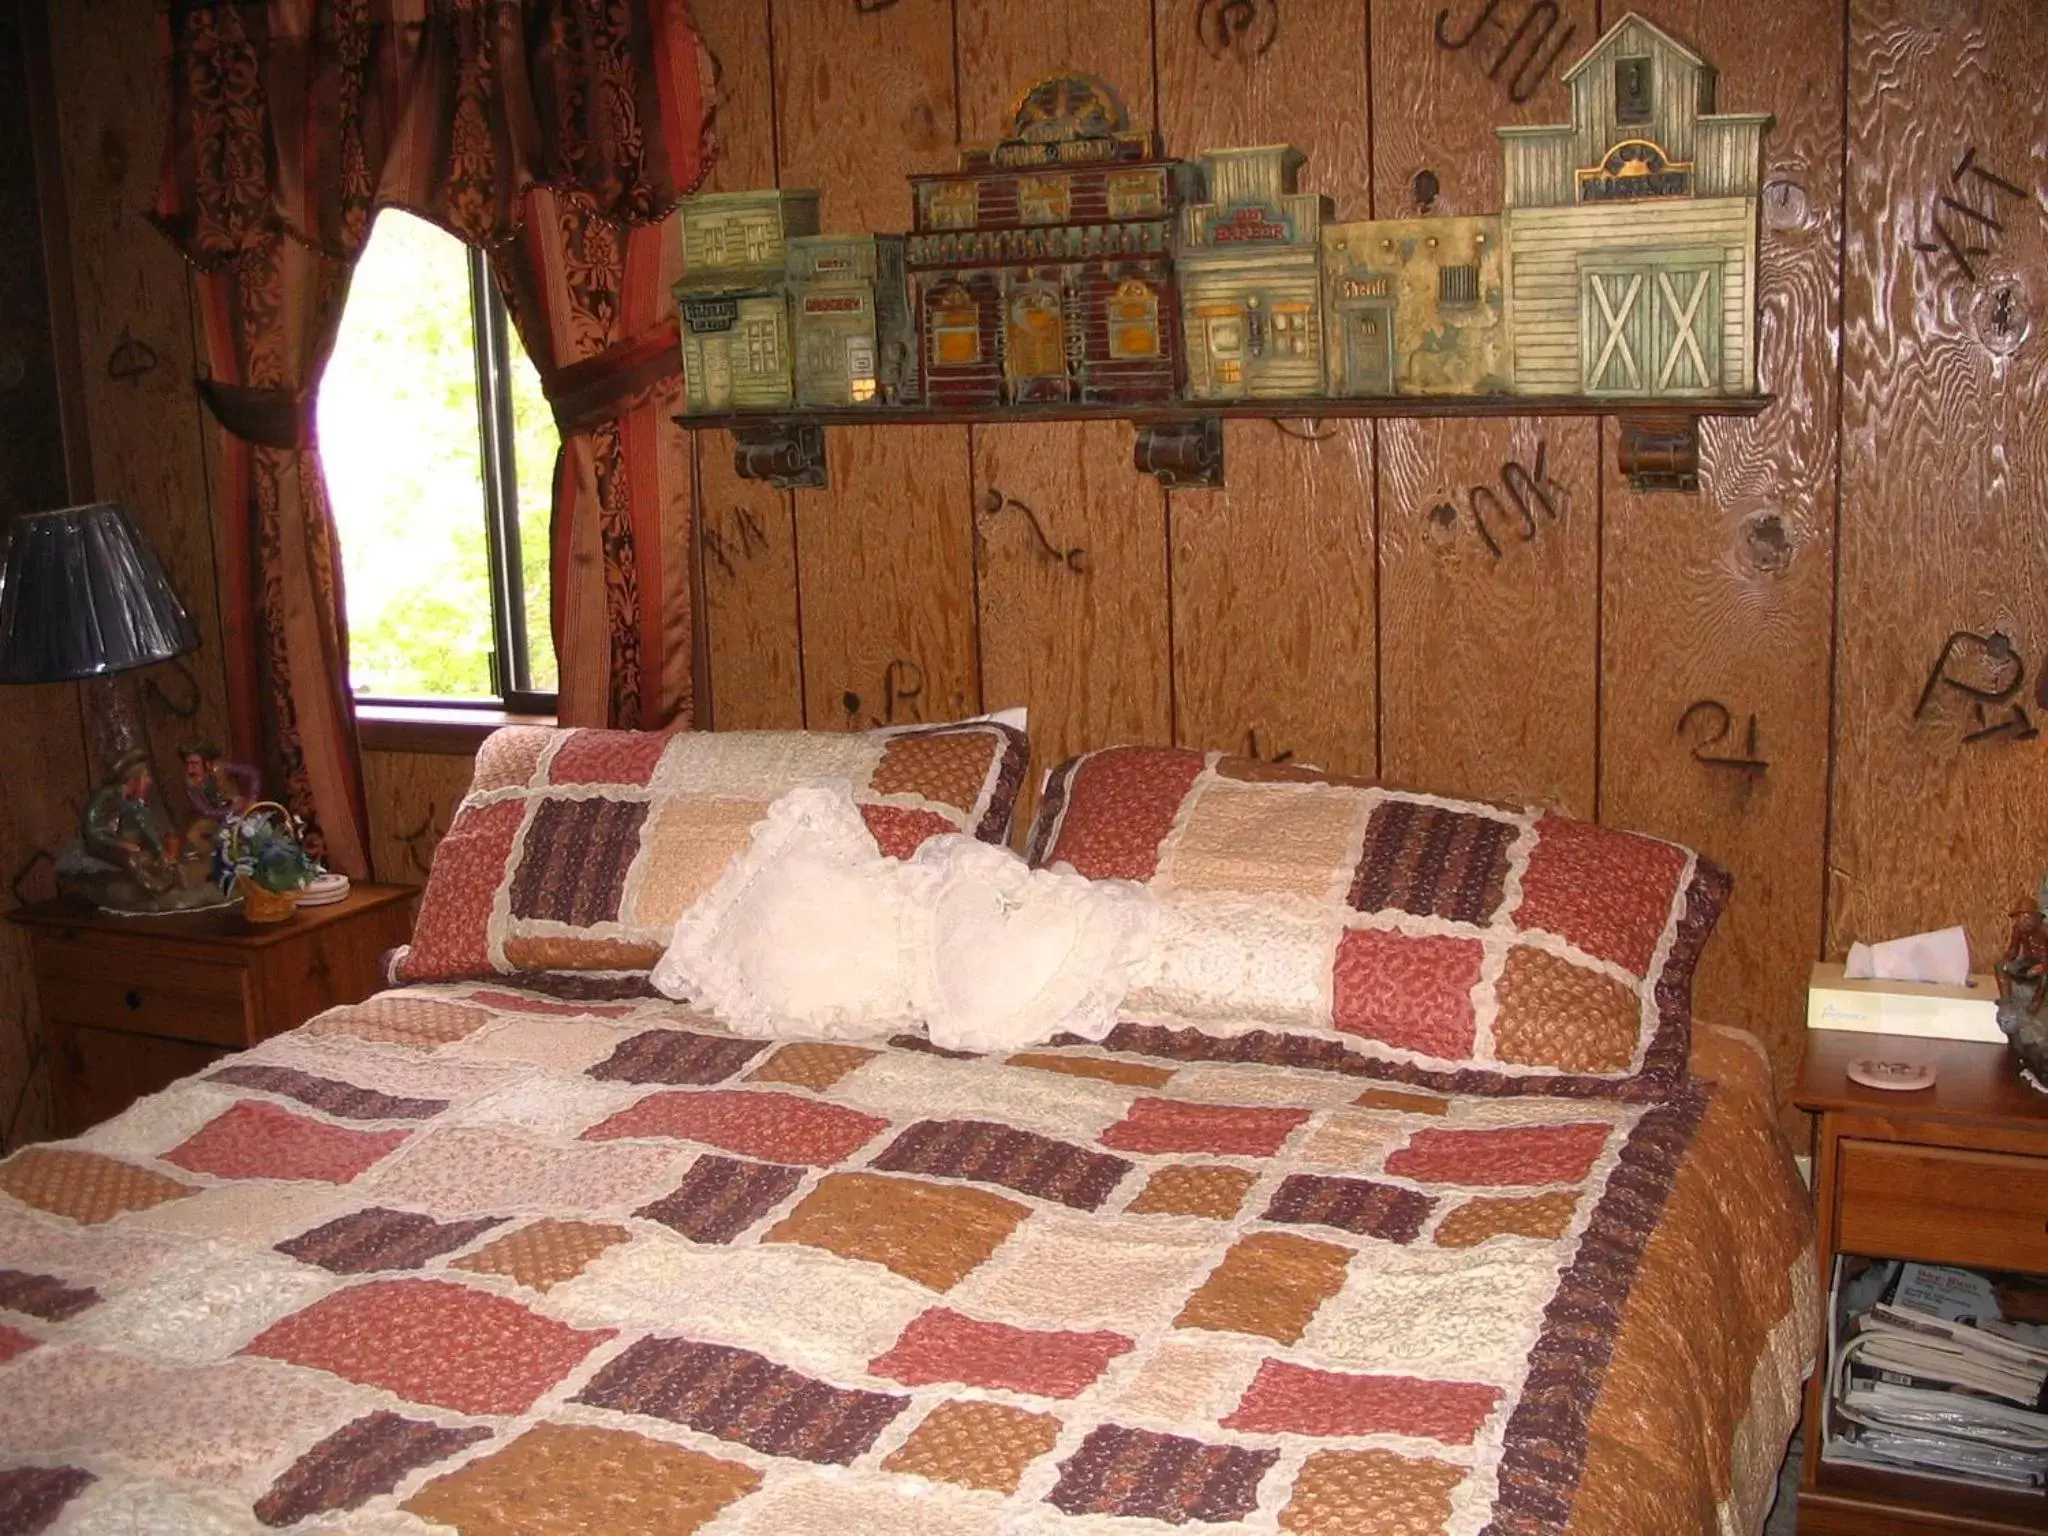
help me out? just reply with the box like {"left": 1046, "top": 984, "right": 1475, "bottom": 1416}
{"left": 906, "top": 75, "right": 1196, "bottom": 407}
{"left": 1321, "top": 215, "right": 1511, "bottom": 396}
{"left": 1500, "top": 13, "right": 1769, "bottom": 399}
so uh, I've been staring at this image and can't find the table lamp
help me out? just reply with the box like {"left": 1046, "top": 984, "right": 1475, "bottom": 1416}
{"left": 0, "top": 501, "right": 213, "bottom": 911}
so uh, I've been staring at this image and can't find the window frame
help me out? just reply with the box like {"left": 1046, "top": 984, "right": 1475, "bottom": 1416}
{"left": 348, "top": 243, "right": 557, "bottom": 718}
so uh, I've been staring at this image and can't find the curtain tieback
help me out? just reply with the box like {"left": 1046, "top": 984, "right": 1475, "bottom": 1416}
{"left": 199, "top": 379, "right": 314, "bottom": 451}
{"left": 544, "top": 318, "right": 683, "bottom": 435}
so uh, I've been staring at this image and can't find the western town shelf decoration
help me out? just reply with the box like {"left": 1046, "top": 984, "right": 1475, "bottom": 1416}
{"left": 906, "top": 74, "right": 1194, "bottom": 409}
{"left": 674, "top": 16, "right": 1771, "bottom": 494}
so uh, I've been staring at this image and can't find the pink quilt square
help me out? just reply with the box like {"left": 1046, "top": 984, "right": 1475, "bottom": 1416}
{"left": 0, "top": 1323, "right": 38, "bottom": 1363}
{"left": 164, "top": 1101, "right": 409, "bottom": 1184}
{"left": 1331, "top": 930, "right": 1482, "bottom": 1058}
{"left": 1037, "top": 748, "right": 1206, "bottom": 881}
{"left": 1099, "top": 1099, "right": 1311, "bottom": 1157}
{"left": 399, "top": 797, "right": 526, "bottom": 980}
{"left": 870, "top": 1308, "right": 1133, "bottom": 1399}
{"left": 1512, "top": 814, "right": 1687, "bottom": 975}
{"left": 860, "top": 803, "right": 959, "bottom": 858}
{"left": 1223, "top": 1360, "right": 1500, "bottom": 1444}
{"left": 243, "top": 1278, "right": 613, "bottom": 1416}
{"left": 547, "top": 728, "right": 670, "bottom": 786}
{"left": 582, "top": 1089, "right": 888, "bottom": 1166}
{"left": 1384, "top": 1123, "right": 1612, "bottom": 1187}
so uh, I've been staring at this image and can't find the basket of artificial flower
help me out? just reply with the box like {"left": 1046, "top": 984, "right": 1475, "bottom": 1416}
{"left": 216, "top": 801, "right": 322, "bottom": 923}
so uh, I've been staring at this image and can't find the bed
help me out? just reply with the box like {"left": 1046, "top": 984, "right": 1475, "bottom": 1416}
{"left": 0, "top": 729, "right": 1818, "bottom": 1535}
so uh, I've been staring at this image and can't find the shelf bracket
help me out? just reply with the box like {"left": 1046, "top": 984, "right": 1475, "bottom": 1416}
{"left": 1133, "top": 418, "right": 1224, "bottom": 490}
{"left": 1616, "top": 411, "right": 1701, "bottom": 493}
{"left": 732, "top": 423, "right": 827, "bottom": 489}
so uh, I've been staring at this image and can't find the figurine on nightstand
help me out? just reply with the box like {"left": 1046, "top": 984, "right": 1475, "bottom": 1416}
{"left": 180, "top": 741, "right": 261, "bottom": 856}
{"left": 57, "top": 748, "right": 222, "bottom": 913}
{"left": 1996, "top": 873, "right": 2048, "bottom": 1088}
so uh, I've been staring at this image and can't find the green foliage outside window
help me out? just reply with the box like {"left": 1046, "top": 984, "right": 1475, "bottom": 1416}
{"left": 319, "top": 210, "right": 558, "bottom": 700}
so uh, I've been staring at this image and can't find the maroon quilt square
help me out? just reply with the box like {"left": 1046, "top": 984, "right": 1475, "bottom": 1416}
{"left": 275, "top": 1208, "right": 506, "bottom": 1274}
{"left": 634, "top": 1156, "right": 804, "bottom": 1244}
{"left": 588, "top": 1031, "right": 768, "bottom": 1087}
{"left": 870, "top": 1119, "right": 1131, "bottom": 1211}
{"left": 1047, "top": 1425, "right": 1277, "bottom": 1523}
{"left": 1348, "top": 801, "right": 1515, "bottom": 924}
{"left": 1261, "top": 1175, "right": 1436, "bottom": 1244}
{"left": 254, "top": 1411, "right": 491, "bottom": 1527}
{"left": 507, "top": 797, "right": 650, "bottom": 925}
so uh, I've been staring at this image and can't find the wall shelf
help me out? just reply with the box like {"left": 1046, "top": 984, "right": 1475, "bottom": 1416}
{"left": 675, "top": 394, "right": 1772, "bottom": 494}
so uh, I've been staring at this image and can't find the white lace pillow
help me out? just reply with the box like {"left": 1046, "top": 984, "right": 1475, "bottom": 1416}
{"left": 651, "top": 783, "right": 924, "bottom": 1039}
{"left": 653, "top": 781, "right": 1156, "bottom": 1050}
{"left": 911, "top": 836, "right": 1157, "bottom": 1053}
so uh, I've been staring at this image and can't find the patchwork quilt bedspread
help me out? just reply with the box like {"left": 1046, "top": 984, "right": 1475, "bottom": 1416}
{"left": 0, "top": 985, "right": 1816, "bottom": 1535}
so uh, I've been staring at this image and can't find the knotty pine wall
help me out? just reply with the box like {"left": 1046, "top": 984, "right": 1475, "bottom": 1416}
{"left": 6, "top": 0, "right": 2044, "bottom": 1142}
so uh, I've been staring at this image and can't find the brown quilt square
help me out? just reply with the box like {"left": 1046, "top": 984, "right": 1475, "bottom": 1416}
{"left": 1432, "top": 1191, "right": 1580, "bottom": 1248}
{"left": 403, "top": 1421, "right": 761, "bottom": 1535}
{"left": 1278, "top": 1448, "right": 1465, "bottom": 1535}
{"left": 871, "top": 728, "right": 998, "bottom": 812}
{"left": 764, "top": 1172, "right": 1029, "bottom": 1291}
{"left": 1493, "top": 947, "right": 1641, "bottom": 1071}
{"left": 450, "top": 1219, "right": 634, "bottom": 1290}
{"left": 884, "top": 1400, "right": 1062, "bottom": 1493}
{"left": 0, "top": 1148, "right": 195, "bottom": 1226}
{"left": 747, "top": 1042, "right": 879, "bottom": 1091}
{"left": 1125, "top": 1165, "right": 1257, "bottom": 1220}
{"left": 1174, "top": 1231, "right": 1353, "bottom": 1344}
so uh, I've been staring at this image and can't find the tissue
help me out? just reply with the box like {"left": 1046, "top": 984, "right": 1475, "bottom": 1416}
{"left": 1843, "top": 925, "right": 1972, "bottom": 987}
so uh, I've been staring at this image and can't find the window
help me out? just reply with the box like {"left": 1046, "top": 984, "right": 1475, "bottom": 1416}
{"left": 1106, "top": 280, "right": 1160, "bottom": 360}
{"left": 929, "top": 285, "right": 982, "bottom": 367}
{"left": 1614, "top": 56, "right": 1653, "bottom": 124}
{"left": 1439, "top": 264, "right": 1481, "bottom": 304}
{"left": 319, "top": 210, "right": 558, "bottom": 710}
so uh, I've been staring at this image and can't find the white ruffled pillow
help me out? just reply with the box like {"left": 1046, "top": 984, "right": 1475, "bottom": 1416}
{"left": 653, "top": 782, "right": 1156, "bottom": 1051}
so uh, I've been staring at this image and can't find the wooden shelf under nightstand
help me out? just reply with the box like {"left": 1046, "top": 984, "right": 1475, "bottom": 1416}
{"left": 11, "top": 884, "right": 418, "bottom": 1137}
{"left": 1795, "top": 1030, "right": 2048, "bottom": 1535}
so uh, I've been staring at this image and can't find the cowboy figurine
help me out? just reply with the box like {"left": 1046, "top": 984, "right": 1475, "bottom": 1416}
{"left": 180, "top": 741, "right": 262, "bottom": 856}
{"left": 83, "top": 748, "right": 179, "bottom": 894}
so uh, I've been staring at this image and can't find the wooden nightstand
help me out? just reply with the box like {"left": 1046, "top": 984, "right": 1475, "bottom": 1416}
{"left": 11, "top": 884, "right": 418, "bottom": 1137}
{"left": 1795, "top": 1029, "right": 2048, "bottom": 1535}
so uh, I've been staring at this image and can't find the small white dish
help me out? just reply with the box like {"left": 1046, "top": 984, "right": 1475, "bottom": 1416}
{"left": 1846, "top": 1056, "right": 1937, "bottom": 1091}
{"left": 296, "top": 872, "right": 352, "bottom": 907}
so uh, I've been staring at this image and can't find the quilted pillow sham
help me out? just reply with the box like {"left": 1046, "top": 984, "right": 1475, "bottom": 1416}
{"left": 395, "top": 721, "right": 1029, "bottom": 984}
{"left": 1027, "top": 746, "right": 1728, "bottom": 1099}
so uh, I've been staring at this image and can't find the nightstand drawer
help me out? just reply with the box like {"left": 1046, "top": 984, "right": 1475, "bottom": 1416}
{"left": 35, "top": 942, "right": 251, "bottom": 1049}
{"left": 1837, "top": 1138, "right": 2048, "bottom": 1274}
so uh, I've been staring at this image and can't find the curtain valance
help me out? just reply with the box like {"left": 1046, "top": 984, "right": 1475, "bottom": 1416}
{"left": 152, "top": 0, "right": 715, "bottom": 265}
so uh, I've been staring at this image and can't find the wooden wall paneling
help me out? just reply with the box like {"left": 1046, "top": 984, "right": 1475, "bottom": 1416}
{"left": 687, "top": 0, "right": 804, "bottom": 731}
{"left": 45, "top": 0, "right": 229, "bottom": 778}
{"left": 1156, "top": 0, "right": 1378, "bottom": 777}
{"left": 774, "top": 0, "right": 976, "bottom": 736}
{"left": 794, "top": 424, "right": 981, "bottom": 732}
{"left": 360, "top": 750, "right": 480, "bottom": 887}
{"left": 955, "top": 0, "right": 1167, "bottom": 825}
{"left": 1371, "top": 0, "right": 1601, "bottom": 813}
{"left": 1832, "top": 0, "right": 2048, "bottom": 961}
{"left": 973, "top": 420, "right": 1173, "bottom": 827}
{"left": 1596, "top": 0, "right": 1842, "bottom": 1119}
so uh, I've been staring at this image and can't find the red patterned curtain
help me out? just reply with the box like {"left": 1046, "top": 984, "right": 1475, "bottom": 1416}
{"left": 151, "top": 1, "right": 713, "bottom": 867}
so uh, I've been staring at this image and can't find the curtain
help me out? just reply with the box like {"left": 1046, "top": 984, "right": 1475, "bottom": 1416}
{"left": 151, "top": 1, "right": 714, "bottom": 867}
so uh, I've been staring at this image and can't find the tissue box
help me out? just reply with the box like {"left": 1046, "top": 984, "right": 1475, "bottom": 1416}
{"left": 1806, "top": 962, "right": 2005, "bottom": 1043}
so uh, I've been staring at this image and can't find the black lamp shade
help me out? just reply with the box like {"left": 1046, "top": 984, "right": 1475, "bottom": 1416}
{"left": 0, "top": 502, "right": 199, "bottom": 684}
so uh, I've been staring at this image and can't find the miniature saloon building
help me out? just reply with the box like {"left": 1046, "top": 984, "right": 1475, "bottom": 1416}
{"left": 1177, "top": 146, "right": 1330, "bottom": 400}
{"left": 1500, "top": 13, "right": 1768, "bottom": 398}
{"left": 1321, "top": 216, "right": 1511, "bottom": 396}
{"left": 674, "top": 190, "right": 820, "bottom": 413}
{"left": 906, "top": 74, "right": 1194, "bottom": 407}
{"left": 787, "top": 235, "right": 917, "bottom": 407}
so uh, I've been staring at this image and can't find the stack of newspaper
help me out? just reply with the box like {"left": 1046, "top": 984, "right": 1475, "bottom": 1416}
{"left": 1823, "top": 1260, "right": 2048, "bottom": 1489}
